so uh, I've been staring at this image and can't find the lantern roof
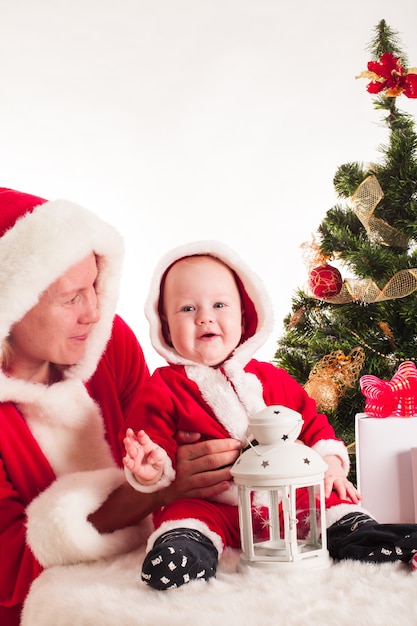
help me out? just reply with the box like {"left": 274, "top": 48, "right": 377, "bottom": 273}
{"left": 231, "top": 440, "right": 328, "bottom": 486}
{"left": 232, "top": 405, "right": 328, "bottom": 486}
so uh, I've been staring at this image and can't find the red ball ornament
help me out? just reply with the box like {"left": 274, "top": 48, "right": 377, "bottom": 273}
{"left": 308, "top": 264, "right": 343, "bottom": 298}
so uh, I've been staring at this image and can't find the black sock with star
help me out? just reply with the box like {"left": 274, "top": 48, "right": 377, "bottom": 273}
{"left": 327, "top": 512, "right": 417, "bottom": 563}
{"left": 141, "top": 528, "right": 218, "bottom": 590}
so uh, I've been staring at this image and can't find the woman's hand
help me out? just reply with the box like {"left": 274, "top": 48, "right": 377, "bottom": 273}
{"left": 323, "top": 454, "right": 361, "bottom": 504}
{"left": 160, "top": 434, "right": 241, "bottom": 505}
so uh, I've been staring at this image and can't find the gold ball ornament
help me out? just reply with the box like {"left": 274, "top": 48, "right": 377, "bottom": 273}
{"left": 304, "top": 378, "right": 340, "bottom": 413}
{"left": 303, "top": 347, "right": 365, "bottom": 413}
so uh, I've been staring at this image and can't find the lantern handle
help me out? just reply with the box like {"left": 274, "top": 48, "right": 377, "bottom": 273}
{"left": 243, "top": 421, "right": 303, "bottom": 458}
{"left": 245, "top": 417, "right": 304, "bottom": 450}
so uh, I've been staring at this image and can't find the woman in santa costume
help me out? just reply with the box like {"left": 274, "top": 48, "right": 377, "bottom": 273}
{"left": 0, "top": 189, "right": 240, "bottom": 626}
{"left": 124, "top": 240, "right": 417, "bottom": 590}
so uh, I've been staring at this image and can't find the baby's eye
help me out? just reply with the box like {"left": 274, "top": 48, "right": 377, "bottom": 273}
{"left": 181, "top": 305, "right": 195, "bottom": 312}
{"left": 213, "top": 302, "right": 226, "bottom": 308}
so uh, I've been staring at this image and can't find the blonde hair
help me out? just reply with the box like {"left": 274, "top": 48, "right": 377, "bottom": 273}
{"left": 0, "top": 338, "right": 14, "bottom": 372}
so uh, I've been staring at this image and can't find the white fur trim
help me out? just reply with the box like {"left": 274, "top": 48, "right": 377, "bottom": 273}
{"left": 185, "top": 362, "right": 266, "bottom": 443}
{"left": 185, "top": 364, "right": 267, "bottom": 442}
{"left": 124, "top": 455, "right": 176, "bottom": 493}
{"left": 186, "top": 364, "right": 252, "bottom": 441}
{"left": 312, "top": 439, "right": 350, "bottom": 475}
{"left": 223, "top": 363, "right": 267, "bottom": 416}
{"left": 144, "top": 240, "right": 274, "bottom": 366}
{"left": 26, "top": 467, "right": 152, "bottom": 567}
{"left": 0, "top": 377, "right": 115, "bottom": 475}
{"left": 0, "top": 198, "right": 124, "bottom": 381}
{"left": 146, "top": 517, "right": 224, "bottom": 555}
{"left": 325, "top": 503, "right": 377, "bottom": 528}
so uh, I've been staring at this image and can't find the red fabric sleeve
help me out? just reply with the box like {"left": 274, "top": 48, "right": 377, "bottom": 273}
{"left": 246, "top": 361, "right": 339, "bottom": 446}
{"left": 124, "top": 365, "right": 233, "bottom": 465}
{"left": 0, "top": 404, "right": 54, "bottom": 626}
{"left": 87, "top": 315, "right": 151, "bottom": 465}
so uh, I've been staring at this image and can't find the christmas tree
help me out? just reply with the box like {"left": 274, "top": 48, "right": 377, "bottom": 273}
{"left": 274, "top": 20, "right": 417, "bottom": 458}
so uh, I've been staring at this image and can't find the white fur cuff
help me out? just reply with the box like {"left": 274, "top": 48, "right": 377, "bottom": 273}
{"left": 312, "top": 438, "right": 350, "bottom": 475}
{"left": 146, "top": 517, "right": 224, "bottom": 555}
{"left": 26, "top": 467, "right": 151, "bottom": 567}
{"left": 124, "top": 455, "right": 176, "bottom": 493}
{"left": 325, "top": 503, "right": 377, "bottom": 528}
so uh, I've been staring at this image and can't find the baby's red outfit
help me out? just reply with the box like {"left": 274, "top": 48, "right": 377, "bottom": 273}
{"left": 124, "top": 241, "right": 357, "bottom": 589}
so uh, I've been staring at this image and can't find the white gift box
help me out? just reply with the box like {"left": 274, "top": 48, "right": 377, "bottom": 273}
{"left": 412, "top": 448, "right": 417, "bottom": 522}
{"left": 355, "top": 413, "right": 417, "bottom": 523}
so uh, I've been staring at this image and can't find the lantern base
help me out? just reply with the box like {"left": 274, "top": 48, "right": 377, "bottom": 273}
{"left": 237, "top": 551, "right": 331, "bottom": 571}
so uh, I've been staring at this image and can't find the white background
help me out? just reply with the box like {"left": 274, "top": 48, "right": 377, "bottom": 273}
{"left": 1, "top": 0, "right": 417, "bottom": 371}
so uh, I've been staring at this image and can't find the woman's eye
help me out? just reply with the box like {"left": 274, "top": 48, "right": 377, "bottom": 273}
{"left": 66, "top": 294, "right": 80, "bottom": 305}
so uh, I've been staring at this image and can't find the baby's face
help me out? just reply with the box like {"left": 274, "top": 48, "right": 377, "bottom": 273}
{"left": 162, "top": 255, "right": 244, "bottom": 366}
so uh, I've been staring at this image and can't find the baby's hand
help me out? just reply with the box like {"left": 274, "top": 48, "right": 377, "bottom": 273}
{"left": 123, "top": 428, "right": 167, "bottom": 485}
{"left": 323, "top": 454, "right": 361, "bottom": 504}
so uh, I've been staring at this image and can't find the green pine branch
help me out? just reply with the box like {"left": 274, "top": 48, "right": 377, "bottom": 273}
{"left": 274, "top": 20, "right": 417, "bottom": 469}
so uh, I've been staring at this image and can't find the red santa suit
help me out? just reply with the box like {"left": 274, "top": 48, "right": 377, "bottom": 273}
{"left": 0, "top": 189, "right": 151, "bottom": 626}
{"left": 124, "top": 240, "right": 358, "bottom": 557}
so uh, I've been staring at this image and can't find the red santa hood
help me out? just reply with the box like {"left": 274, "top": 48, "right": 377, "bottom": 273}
{"left": 144, "top": 240, "right": 274, "bottom": 369}
{"left": 0, "top": 188, "right": 124, "bottom": 385}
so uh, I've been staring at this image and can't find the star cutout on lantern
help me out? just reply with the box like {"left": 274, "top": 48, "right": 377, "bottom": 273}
{"left": 261, "top": 517, "right": 272, "bottom": 530}
{"left": 299, "top": 511, "right": 313, "bottom": 528}
{"left": 303, "top": 457, "right": 311, "bottom": 465}
{"left": 253, "top": 506, "right": 264, "bottom": 520}
{"left": 261, "top": 460, "right": 269, "bottom": 468}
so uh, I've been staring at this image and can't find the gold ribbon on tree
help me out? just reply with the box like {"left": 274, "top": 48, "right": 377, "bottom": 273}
{"left": 351, "top": 175, "right": 409, "bottom": 248}
{"left": 319, "top": 269, "right": 417, "bottom": 304}
{"left": 311, "top": 176, "right": 417, "bottom": 304}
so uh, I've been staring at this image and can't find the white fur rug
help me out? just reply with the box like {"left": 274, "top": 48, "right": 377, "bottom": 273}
{"left": 22, "top": 546, "right": 417, "bottom": 626}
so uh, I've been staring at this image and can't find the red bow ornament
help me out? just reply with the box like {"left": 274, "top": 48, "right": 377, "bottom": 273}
{"left": 360, "top": 361, "right": 417, "bottom": 418}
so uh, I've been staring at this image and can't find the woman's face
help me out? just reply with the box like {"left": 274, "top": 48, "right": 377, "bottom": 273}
{"left": 7, "top": 253, "right": 100, "bottom": 381}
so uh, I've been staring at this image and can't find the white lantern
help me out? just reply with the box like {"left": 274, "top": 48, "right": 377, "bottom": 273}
{"left": 231, "top": 405, "right": 330, "bottom": 570}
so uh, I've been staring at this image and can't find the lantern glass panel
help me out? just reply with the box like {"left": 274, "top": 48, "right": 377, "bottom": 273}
{"left": 248, "top": 484, "right": 323, "bottom": 560}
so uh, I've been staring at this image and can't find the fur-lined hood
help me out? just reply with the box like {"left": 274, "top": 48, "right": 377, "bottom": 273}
{"left": 0, "top": 189, "right": 124, "bottom": 395}
{"left": 145, "top": 240, "right": 274, "bottom": 370}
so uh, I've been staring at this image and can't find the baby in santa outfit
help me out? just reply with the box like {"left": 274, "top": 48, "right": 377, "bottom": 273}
{"left": 124, "top": 240, "right": 417, "bottom": 590}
